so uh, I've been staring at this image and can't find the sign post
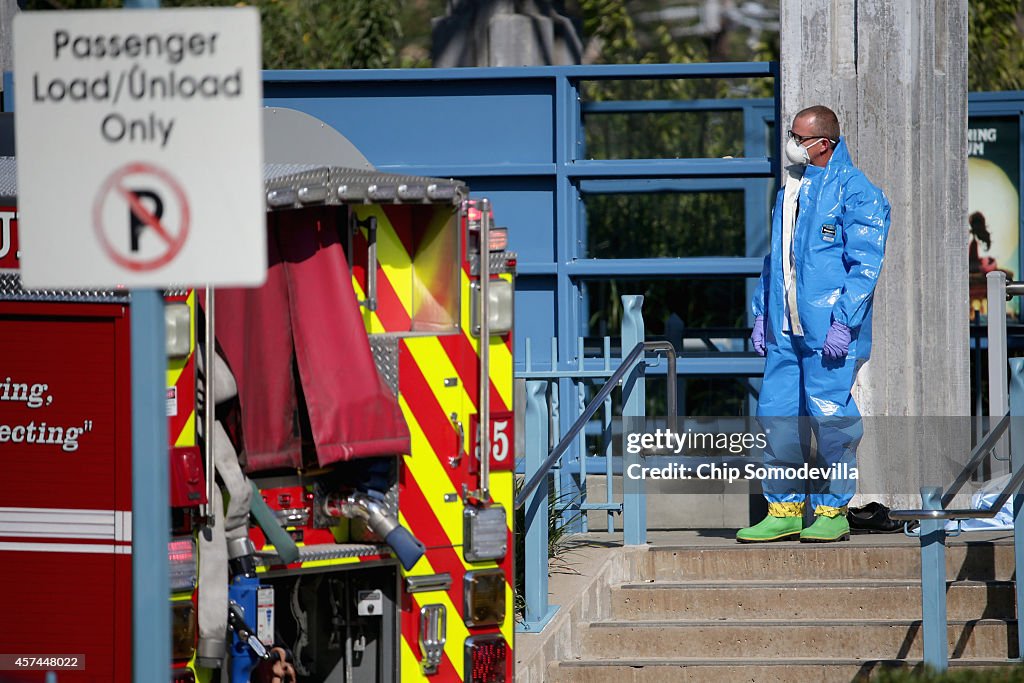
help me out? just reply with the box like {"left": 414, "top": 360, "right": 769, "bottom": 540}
{"left": 13, "top": 8, "right": 265, "bottom": 681}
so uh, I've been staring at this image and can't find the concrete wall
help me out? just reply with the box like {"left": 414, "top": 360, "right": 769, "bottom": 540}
{"left": 0, "top": 0, "right": 17, "bottom": 75}
{"left": 780, "top": 0, "right": 970, "bottom": 508}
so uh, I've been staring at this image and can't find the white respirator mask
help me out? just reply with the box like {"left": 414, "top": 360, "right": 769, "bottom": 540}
{"left": 785, "top": 137, "right": 816, "bottom": 166}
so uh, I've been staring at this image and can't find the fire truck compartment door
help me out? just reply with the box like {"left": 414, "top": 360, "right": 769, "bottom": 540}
{"left": 216, "top": 206, "right": 410, "bottom": 472}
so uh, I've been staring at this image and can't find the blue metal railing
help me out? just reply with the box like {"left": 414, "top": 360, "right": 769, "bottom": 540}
{"left": 518, "top": 294, "right": 682, "bottom": 631}
{"left": 890, "top": 271, "right": 1024, "bottom": 670}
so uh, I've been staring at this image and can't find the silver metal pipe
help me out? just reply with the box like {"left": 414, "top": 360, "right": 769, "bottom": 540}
{"left": 204, "top": 287, "right": 216, "bottom": 525}
{"left": 479, "top": 199, "right": 491, "bottom": 500}
{"left": 988, "top": 271, "right": 1009, "bottom": 464}
{"left": 940, "top": 413, "right": 1010, "bottom": 508}
{"left": 366, "top": 216, "right": 378, "bottom": 311}
{"left": 1005, "top": 282, "right": 1024, "bottom": 297}
{"left": 643, "top": 341, "right": 677, "bottom": 420}
{"left": 891, "top": 458, "right": 1024, "bottom": 521}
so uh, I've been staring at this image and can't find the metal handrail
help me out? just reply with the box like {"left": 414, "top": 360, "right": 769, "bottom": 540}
{"left": 514, "top": 340, "right": 677, "bottom": 509}
{"left": 889, "top": 414, "right": 1011, "bottom": 521}
{"left": 940, "top": 412, "right": 1010, "bottom": 507}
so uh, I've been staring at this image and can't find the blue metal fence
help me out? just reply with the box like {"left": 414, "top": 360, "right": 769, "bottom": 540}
{"left": 261, "top": 64, "right": 781, "bottom": 553}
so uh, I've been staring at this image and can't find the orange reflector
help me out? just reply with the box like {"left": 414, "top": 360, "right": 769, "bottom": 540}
{"left": 171, "top": 601, "right": 197, "bottom": 661}
{"left": 464, "top": 569, "right": 506, "bottom": 627}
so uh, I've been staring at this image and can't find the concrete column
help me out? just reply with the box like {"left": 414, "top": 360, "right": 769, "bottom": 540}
{"left": 432, "top": 0, "right": 582, "bottom": 68}
{"left": 0, "top": 0, "right": 18, "bottom": 73}
{"left": 781, "top": 0, "right": 970, "bottom": 508}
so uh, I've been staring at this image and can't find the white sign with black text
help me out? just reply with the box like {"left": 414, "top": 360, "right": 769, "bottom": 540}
{"left": 13, "top": 8, "right": 266, "bottom": 288}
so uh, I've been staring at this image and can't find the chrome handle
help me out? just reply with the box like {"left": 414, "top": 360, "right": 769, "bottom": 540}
{"left": 354, "top": 214, "right": 378, "bottom": 312}
{"left": 419, "top": 604, "right": 446, "bottom": 675}
{"left": 448, "top": 413, "right": 464, "bottom": 468}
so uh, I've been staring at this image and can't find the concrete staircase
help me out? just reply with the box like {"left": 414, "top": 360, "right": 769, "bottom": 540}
{"left": 545, "top": 535, "right": 1019, "bottom": 682}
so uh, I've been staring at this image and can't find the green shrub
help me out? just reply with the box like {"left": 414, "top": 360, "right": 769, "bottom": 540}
{"left": 873, "top": 664, "right": 1024, "bottom": 683}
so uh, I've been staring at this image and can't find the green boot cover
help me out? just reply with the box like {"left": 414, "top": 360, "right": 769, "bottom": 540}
{"left": 736, "top": 513, "right": 803, "bottom": 543}
{"left": 800, "top": 511, "right": 851, "bottom": 542}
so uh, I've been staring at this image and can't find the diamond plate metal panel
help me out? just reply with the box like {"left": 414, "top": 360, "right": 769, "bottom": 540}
{"left": 0, "top": 157, "right": 15, "bottom": 200}
{"left": 258, "top": 543, "right": 384, "bottom": 565}
{"left": 369, "top": 334, "right": 400, "bottom": 398}
{"left": 264, "top": 163, "right": 329, "bottom": 183}
{"left": 470, "top": 251, "right": 518, "bottom": 276}
{"left": 0, "top": 271, "right": 130, "bottom": 303}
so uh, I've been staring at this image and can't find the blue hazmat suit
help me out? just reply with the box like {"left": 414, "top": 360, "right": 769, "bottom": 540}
{"left": 751, "top": 137, "right": 891, "bottom": 514}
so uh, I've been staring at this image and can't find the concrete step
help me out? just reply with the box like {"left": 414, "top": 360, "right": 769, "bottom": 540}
{"left": 548, "top": 658, "right": 1018, "bottom": 683}
{"left": 611, "top": 579, "right": 1016, "bottom": 621}
{"left": 637, "top": 540, "right": 1016, "bottom": 582}
{"left": 580, "top": 619, "right": 1019, "bottom": 660}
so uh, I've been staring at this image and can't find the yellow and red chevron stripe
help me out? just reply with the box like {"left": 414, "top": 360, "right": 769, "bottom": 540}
{"left": 350, "top": 203, "right": 515, "bottom": 682}
{"left": 165, "top": 290, "right": 196, "bottom": 448}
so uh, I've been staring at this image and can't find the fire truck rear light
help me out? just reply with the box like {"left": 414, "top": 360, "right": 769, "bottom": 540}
{"left": 397, "top": 184, "right": 426, "bottom": 201}
{"left": 164, "top": 303, "right": 191, "bottom": 359}
{"left": 367, "top": 184, "right": 397, "bottom": 201}
{"left": 470, "top": 280, "right": 514, "bottom": 338}
{"left": 427, "top": 183, "right": 457, "bottom": 201}
{"left": 463, "top": 569, "right": 506, "bottom": 627}
{"left": 463, "top": 505, "right": 507, "bottom": 562}
{"left": 337, "top": 184, "right": 366, "bottom": 202}
{"left": 488, "top": 228, "right": 508, "bottom": 251}
{"left": 465, "top": 634, "right": 506, "bottom": 683}
{"left": 168, "top": 536, "right": 197, "bottom": 592}
{"left": 267, "top": 188, "right": 297, "bottom": 207}
{"left": 171, "top": 600, "right": 197, "bottom": 661}
{"left": 298, "top": 185, "right": 329, "bottom": 204}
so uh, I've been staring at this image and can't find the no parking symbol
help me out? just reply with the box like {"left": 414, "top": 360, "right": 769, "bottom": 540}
{"left": 92, "top": 162, "right": 191, "bottom": 272}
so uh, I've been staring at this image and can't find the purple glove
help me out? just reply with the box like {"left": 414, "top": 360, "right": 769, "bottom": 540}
{"left": 823, "top": 321, "right": 852, "bottom": 359}
{"left": 751, "top": 316, "right": 766, "bottom": 357}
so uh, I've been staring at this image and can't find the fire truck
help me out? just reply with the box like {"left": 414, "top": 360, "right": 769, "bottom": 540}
{"left": 0, "top": 108, "right": 515, "bottom": 682}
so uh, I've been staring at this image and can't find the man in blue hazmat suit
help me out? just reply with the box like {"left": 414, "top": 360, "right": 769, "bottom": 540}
{"left": 737, "top": 105, "right": 891, "bottom": 543}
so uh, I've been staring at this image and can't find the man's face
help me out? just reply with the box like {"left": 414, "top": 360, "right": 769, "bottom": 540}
{"left": 789, "top": 115, "right": 830, "bottom": 166}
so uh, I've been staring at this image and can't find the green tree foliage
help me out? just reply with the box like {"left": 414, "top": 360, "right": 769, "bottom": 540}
{"left": 968, "top": 0, "right": 1024, "bottom": 91}
{"left": 21, "top": 0, "right": 402, "bottom": 70}
{"left": 251, "top": 0, "right": 400, "bottom": 70}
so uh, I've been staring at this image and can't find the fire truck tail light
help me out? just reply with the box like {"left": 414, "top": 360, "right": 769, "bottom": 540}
{"left": 488, "top": 228, "right": 508, "bottom": 251}
{"left": 168, "top": 536, "right": 197, "bottom": 592}
{"left": 463, "top": 569, "right": 506, "bottom": 627}
{"left": 470, "top": 280, "right": 513, "bottom": 338}
{"left": 464, "top": 634, "right": 506, "bottom": 683}
{"left": 170, "top": 600, "right": 197, "bottom": 661}
{"left": 427, "top": 183, "right": 458, "bottom": 201}
{"left": 267, "top": 188, "right": 297, "bottom": 208}
{"left": 164, "top": 303, "right": 191, "bottom": 359}
{"left": 298, "top": 185, "right": 328, "bottom": 204}
{"left": 337, "top": 184, "right": 365, "bottom": 202}
{"left": 397, "top": 184, "right": 426, "bottom": 201}
{"left": 463, "top": 505, "right": 507, "bottom": 562}
{"left": 367, "top": 184, "right": 397, "bottom": 201}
